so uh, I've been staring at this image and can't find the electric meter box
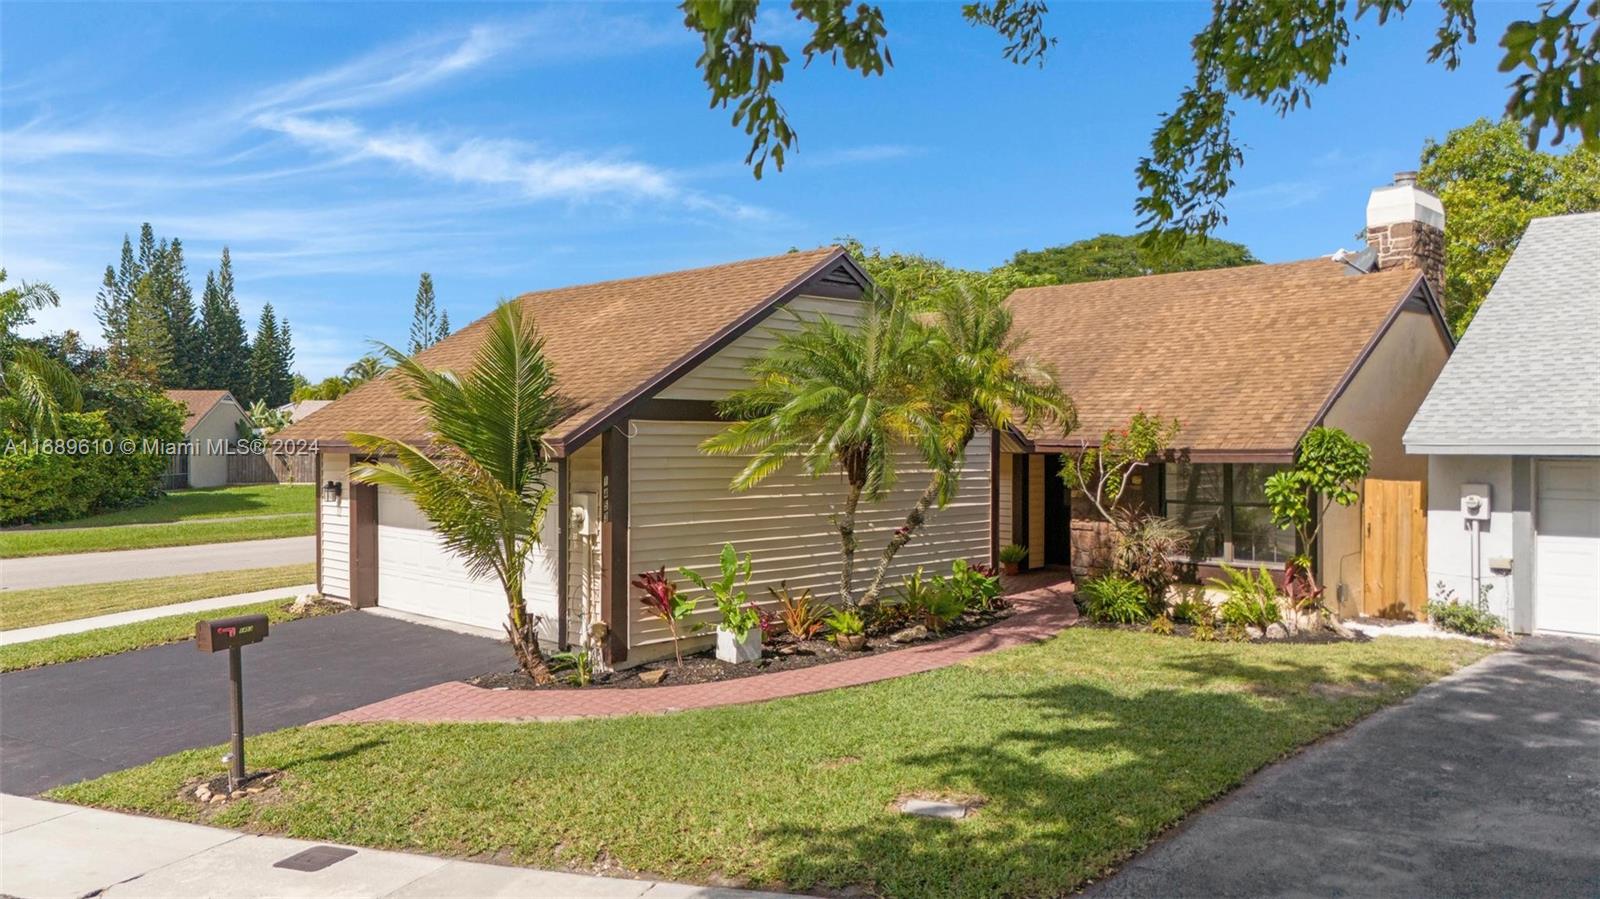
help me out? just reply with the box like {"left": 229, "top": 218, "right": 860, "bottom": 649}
{"left": 1460, "top": 484, "right": 1491, "bottom": 521}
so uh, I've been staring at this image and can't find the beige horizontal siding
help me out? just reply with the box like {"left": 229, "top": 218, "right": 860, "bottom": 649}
{"left": 626, "top": 420, "right": 992, "bottom": 660}
{"left": 657, "top": 295, "right": 867, "bottom": 401}
{"left": 319, "top": 453, "right": 350, "bottom": 598}
{"left": 998, "top": 453, "right": 1014, "bottom": 552}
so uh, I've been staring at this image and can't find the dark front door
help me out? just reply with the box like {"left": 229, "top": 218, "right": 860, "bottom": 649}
{"left": 1043, "top": 454, "right": 1071, "bottom": 566}
{"left": 349, "top": 481, "right": 379, "bottom": 608}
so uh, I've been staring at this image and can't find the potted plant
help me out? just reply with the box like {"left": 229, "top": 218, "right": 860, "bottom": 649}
{"left": 999, "top": 544, "right": 1028, "bottom": 576}
{"left": 826, "top": 608, "right": 867, "bottom": 651}
{"left": 681, "top": 543, "right": 761, "bottom": 664}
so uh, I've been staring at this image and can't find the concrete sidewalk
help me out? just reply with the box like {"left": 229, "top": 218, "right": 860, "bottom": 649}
{"left": 0, "top": 795, "right": 790, "bottom": 899}
{"left": 0, "top": 584, "right": 315, "bottom": 646}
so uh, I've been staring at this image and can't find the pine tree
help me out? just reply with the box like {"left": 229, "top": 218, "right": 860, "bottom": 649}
{"left": 206, "top": 248, "right": 251, "bottom": 400}
{"left": 123, "top": 277, "right": 173, "bottom": 384}
{"left": 249, "top": 304, "right": 295, "bottom": 407}
{"left": 116, "top": 234, "right": 141, "bottom": 301}
{"left": 408, "top": 273, "right": 438, "bottom": 353}
{"left": 94, "top": 265, "right": 125, "bottom": 357}
{"left": 162, "top": 238, "right": 203, "bottom": 387}
{"left": 437, "top": 309, "right": 451, "bottom": 343}
{"left": 137, "top": 224, "right": 158, "bottom": 273}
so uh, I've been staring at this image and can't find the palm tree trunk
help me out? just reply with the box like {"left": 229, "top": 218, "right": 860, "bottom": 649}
{"left": 837, "top": 482, "right": 862, "bottom": 606}
{"left": 503, "top": 574, "right": 554, "bottom": 685}
{"left": 859, "top": 475, "right": 942, "bottom": 607}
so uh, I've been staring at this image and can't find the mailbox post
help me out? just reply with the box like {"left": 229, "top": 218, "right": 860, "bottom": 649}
{"left": 196, "top": 614, "right": 270, "bottom": 790}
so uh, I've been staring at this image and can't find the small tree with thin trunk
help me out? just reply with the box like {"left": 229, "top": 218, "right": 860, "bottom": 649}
{"left": 702, "top": 297, "right": 925, "bottom": 607}
{"left": 1063, "top": 411, "right": 1182, "bottom": 530}
{"left": 348, "top": 301, "right": 560, "bottom": 684}
{"left": 1265, "top": 425, "right": 1371, "bottom": 616}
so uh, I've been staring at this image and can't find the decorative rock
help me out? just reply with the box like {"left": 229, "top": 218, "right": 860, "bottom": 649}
{"left": 246, "top": 786, "right": 265, "bottom": 794}
{"left": 208, "top": 794, "right": 226, "bottom": 804}
{"left": 1264, "top": 623, "right": 1289, "bottom": 640}
{"left": 194, "top": 786, "right": 212, "bottom": 802}
{"left": 889, "top": 625, "right": 928, "bottom": 644}
{"left": 638, "top": 669, "right": 669, "bottom": 685}
{"left": 230, "top": 790, "right": 246, "bottom": 799}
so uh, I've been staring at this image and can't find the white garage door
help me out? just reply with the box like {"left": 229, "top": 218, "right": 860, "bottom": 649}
{"left": 1536, "top": 459, "right": 1600, "bottom": 637}
{"left": 376, "top": 487, "right": 560, "bottom": 632}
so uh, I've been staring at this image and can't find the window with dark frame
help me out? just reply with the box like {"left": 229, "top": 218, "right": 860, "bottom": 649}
{"left": 1162, "top": 462, "right": 1295, "bottom": 565}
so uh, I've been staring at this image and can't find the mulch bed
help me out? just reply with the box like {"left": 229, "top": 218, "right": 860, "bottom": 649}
{"left": 467, "top": 605, "right": 1018, "bottom": 691}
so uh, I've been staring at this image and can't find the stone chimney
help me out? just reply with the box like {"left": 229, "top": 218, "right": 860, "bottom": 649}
{"left": 1365, "top": 171, "right": 1445, "bottom": 295}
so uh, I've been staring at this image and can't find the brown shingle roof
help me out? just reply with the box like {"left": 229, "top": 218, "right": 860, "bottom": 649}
{"left": 1006, "top": 259, "right": 1427, "bottom": 453}
{"left": 164, "top": 389, "right": 235, "bottom": 433}
{"left": 278, "top": 247, "right": 849, "bottom": 454}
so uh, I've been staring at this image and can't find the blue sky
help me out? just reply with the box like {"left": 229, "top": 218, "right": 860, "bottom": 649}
{"left": 2, "top": 2, "right": 1532, "bottom": 378}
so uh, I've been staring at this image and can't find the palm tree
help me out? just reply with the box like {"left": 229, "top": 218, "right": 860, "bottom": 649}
{"left": 343, "top": 354, "right": 390, "bottom": 384}
{"left": 703, "top": 296, "right": 928, "bottom": 607}
{"left": 858, "top": 283, "right": 1074, "bottom": 605}
{"left": 348, "top": 302, "right": 561, "bottom": 684}
{"left": 0, "top": 270, "right": 79, "bottom": 440}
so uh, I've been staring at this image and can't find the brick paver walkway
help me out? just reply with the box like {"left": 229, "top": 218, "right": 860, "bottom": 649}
{"left": 318, "top": 571, "right": 1078, "bottom": 725}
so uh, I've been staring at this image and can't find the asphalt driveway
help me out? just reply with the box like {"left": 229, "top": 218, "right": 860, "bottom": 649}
{"left": 1, "top": 536, "right": 315, "bottom": 590}
{"left": 1090, "top": 637, "right": 1600, "bottom": 898}
{"left": 0, "top": 611, "right": 509, "bottom": 794}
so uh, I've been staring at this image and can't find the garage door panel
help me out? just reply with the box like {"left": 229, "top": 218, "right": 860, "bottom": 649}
{"left": 377, "top": 487, "right": 560, "bottom": 633}
{"left": 1536, "top": 459, "right": 1600, "bottom": 638}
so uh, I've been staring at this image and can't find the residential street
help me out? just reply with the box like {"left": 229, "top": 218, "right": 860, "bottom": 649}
{"left": 1, "top": 536, "right": 314, "bottom": 590}
{"left": 1089, "top": 637, "right": 1600, "bottom": 898}
{"left": 0, "top": 611, "right": 508, "bottom": 794}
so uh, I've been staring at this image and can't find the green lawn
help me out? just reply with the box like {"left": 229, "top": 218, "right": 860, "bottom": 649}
{"left": 24, "top": 484, "right": 314, "bottom": 529}
{"left": 0, "top": 515, "right": 313, "bottom": 558}
{"left": 1, "top": 564, "right": 316, "bottom": 631}
{"left": 1, "top": 596, "right": 335, "bottom": 672}
{"left": 50, "top": 628, "right": 1491, "bottom": 897}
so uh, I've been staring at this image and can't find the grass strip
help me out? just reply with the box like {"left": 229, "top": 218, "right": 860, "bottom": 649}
{"left": 1, "top": 515, "right": 312, "bottom": 558}
{"left": 1, "top": 564, "right": 316, "bottom": 630}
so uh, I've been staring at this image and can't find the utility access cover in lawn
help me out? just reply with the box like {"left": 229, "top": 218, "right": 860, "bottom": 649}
{"left": 0, "top": 611, "right": 508, "bottom": 794}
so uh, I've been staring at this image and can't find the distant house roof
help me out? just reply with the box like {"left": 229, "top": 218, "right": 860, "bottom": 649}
{"left": 1006, "top": 258, "right": 1438, "bottom": 456}
{"left": 276, "top": 247, "right": 863, "bottom": 456}
{"left": 1405, "top": 212, "right": 1600, "bottom": 456}
{"left": 278, "top": 399, "right": 332, "bottom": 423}
{"left": 164, "top": 389, "right": 240, "bottom": 434}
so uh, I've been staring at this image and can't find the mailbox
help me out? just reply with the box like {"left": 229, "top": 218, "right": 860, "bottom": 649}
{"left": 195, "top": 614, "right": 269, "bottom": 653}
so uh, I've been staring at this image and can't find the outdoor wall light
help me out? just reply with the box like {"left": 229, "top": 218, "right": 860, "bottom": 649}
{"left": 322, "top": 480, "right": 343, "bottom": 504}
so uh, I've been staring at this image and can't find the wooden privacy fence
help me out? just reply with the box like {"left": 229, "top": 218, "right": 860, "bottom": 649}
{"left": 1362, "top": 478, "right": 1427, "bottom": 619}
{"left": 227, "top": 449, "right": 315, "bottom": 485}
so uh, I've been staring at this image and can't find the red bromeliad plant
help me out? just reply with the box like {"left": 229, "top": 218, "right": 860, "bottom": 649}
{"left": 632, "top": 567, "right": 698, "bottom": 667}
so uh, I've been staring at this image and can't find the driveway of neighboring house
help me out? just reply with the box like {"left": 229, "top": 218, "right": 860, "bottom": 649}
{"left": 1, "top": 536, "right": 314, "bottom": 590}
{"left": 1089, "top": 637, "right": 1600, "bottom": 898}
{"left": 0, "top": 611, "right": 509, "bottom": 794}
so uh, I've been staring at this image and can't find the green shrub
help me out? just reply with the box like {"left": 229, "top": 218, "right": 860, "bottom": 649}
{"left": 947, "top": 559, "right": 1002, "bottom": 611}
{"left": 825, "top": 608, "right": 865, "bottom": 636}
{"left": 1150, "top": 614, "right": 1175, "bottom": 636}
{"left": 1169, "top": 587, "right": 1213, "bottom": 625}
{"left": 1080, "top": 575, "right": 1152, "bottom": 624}
{"left": 1192, "top": 620, "right": 1217, "bottom": 641}
{"left": 1211, "top": 565, "right": 1283, "bottom": 629}
{"left": 1222, "top": 623, "right": 1251, "bottom": 642}
{"left": 0, "top": 378, "right": 182, "bottom": 526}
{"left": 998, "top": 543, "right": 1028, "bottom": 564}
{"left": 1427, "top": 600, "right": 1502, "bottom": 637}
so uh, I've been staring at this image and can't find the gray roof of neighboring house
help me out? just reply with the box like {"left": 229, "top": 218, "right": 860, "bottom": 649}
{"left": 1404, "top": 212, "right": 1600, "bottom": 456}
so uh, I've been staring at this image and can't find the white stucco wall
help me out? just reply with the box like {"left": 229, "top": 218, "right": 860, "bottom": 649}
{"left": 1322, "top": 303, "right": 1452, "bottom": 614}
{"left": 1424, "top": 454, "right": 1518, "bottom": 626}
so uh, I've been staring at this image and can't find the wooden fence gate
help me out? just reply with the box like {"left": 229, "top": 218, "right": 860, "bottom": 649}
{"left": 1362, "top": 478, "right": 1427, "bottom": 619}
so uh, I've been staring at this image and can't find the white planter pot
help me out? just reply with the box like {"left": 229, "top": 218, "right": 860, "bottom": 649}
{"left": 716, "top": 626, "right": 763, "bottom": 664}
